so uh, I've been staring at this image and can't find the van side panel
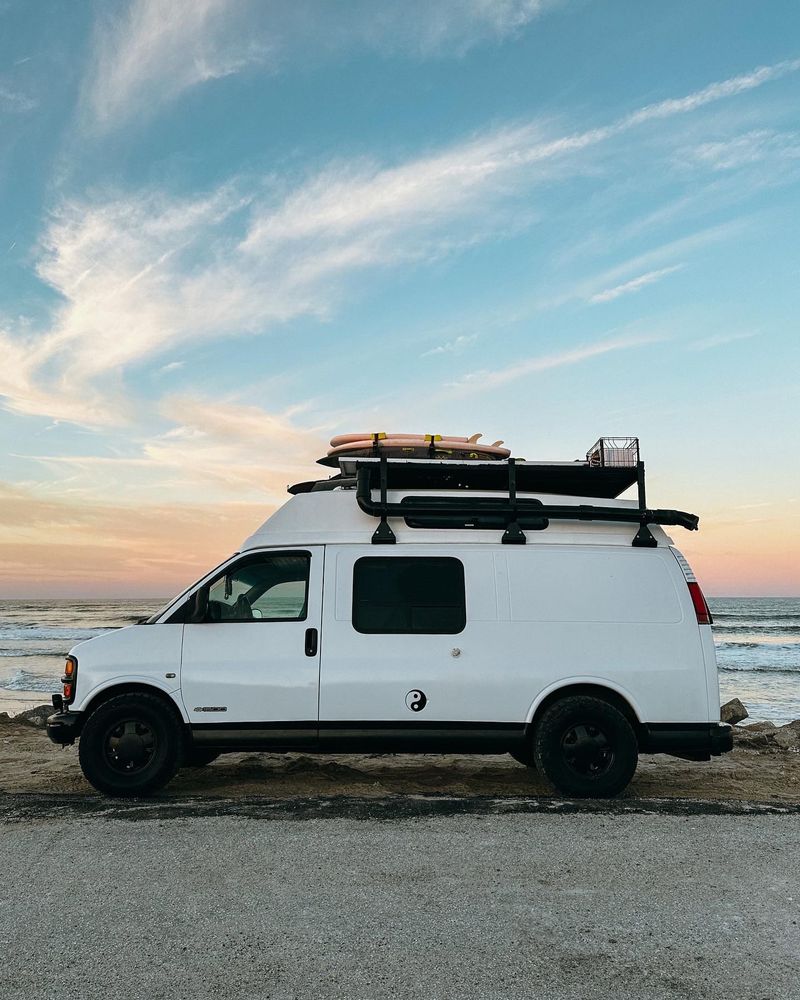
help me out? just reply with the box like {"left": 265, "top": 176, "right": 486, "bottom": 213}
{"left": 502, "top": 546, "right": 711, "bottom": 724}
{"left": 319, "top": 542, "right": 711, "bottom": 729}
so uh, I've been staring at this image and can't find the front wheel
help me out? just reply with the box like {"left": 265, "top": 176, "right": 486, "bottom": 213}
{"left": 78, "top": 693, "right": 182, "bottom": 797}
{"left": 533, "top": 696, "right": 638, "bottom": 798}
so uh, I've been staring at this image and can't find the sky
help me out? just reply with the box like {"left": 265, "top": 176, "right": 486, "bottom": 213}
{"left": 0, "top": 0, "right": 798, "bottom": 598}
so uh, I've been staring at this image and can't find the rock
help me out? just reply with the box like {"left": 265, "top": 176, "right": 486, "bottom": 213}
{"left": 15, "top": 704, "right": 53, "bottom": 727}
{"left": 773, "top": 720, "right": 800, "bottom": 750}
{"left": 739, "top": 721, "right": 777, "bottom": 732}
{"left": 720, "top": 698, "right": 749, "bottom": 725}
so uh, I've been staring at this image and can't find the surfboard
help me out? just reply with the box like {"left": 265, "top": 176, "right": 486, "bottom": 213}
{"left": 321, "top": 432, "right": 510, "bottom": 466}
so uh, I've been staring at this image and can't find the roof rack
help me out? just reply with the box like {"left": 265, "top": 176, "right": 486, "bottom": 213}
{"left": 286, "top": 437, "right": 699, "bottom": 547}
{"left": 353, "top": 446, "right": 697, "bottom": 548}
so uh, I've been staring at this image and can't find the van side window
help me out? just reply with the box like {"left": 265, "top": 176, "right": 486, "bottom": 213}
{"left": 352, "top": 557, "right": 466, "bottom": 634}
{"left": 206, "top": 553, "right": 310, "bottom": 622}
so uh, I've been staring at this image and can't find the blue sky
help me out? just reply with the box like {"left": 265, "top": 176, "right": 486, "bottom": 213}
{"left": 0, "top": 0, "right": 798, "bottom": 596}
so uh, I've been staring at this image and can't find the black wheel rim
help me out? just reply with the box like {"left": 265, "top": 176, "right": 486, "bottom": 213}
{"left": 560, "top": 723, "right": 615, "bottom": 778}
{"left": 103, "top": 718, "right": 158, "bottom": 774}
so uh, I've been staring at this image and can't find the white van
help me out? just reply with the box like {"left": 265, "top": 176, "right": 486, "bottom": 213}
{"left": 47, "top": 436, "right": 731, "bottom": 798}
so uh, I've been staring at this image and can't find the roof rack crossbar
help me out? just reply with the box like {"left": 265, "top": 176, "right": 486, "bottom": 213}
{"left": 502, "top": 457, "right": 526, "bottom": 544}
{"left": 354, "top": 464, "right": 698, "bottom": 545}
{"left": 370, "top": 455, "right": 397, "bottom": 544}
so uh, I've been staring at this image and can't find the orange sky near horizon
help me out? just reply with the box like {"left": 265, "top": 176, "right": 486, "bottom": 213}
{"left": 2, "top": 477, "right": 797, "bottom": 600}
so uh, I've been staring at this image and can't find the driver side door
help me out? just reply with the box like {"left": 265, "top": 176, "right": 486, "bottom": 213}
{"left": 180, "top": 547, "right": 323, "bottom": 748}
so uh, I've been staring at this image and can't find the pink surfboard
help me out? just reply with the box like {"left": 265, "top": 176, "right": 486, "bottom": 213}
{"left": 321, "top": 432, "right": 510, "bottom": 466}
{"left": 329, "top": 432, "right": 482, "bottom": 448}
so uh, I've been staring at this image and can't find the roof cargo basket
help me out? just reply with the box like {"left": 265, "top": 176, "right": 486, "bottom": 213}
{"left": 586, "top": 437, "right": 639, "bottom": 468}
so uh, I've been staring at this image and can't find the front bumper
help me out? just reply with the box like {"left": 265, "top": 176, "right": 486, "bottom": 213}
{"left": 46, "top": 709, "right": 84, "bottom": 746}
{"left": 640, "top": 722, "right": 733, "bottom": 760}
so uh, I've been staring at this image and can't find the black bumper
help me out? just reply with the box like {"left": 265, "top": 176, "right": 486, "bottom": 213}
{"left": 640, "top": 723, "right": 733, "bottom": 760}
{"left": 46, "top": 711, "right": 84, "bottom": 746}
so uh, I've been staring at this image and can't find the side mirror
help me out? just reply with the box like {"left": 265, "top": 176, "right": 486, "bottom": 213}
{"left": 186, "top": 587, "right": 209, "bottom": 624}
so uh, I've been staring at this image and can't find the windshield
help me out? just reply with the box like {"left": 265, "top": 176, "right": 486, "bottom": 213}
{"left": 142, "top": 555, "right": 237, "bottom": 624}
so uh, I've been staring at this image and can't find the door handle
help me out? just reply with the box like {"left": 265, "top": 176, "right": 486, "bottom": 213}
{"left": 305, "top": 627, "right": 318, "bottom": 657}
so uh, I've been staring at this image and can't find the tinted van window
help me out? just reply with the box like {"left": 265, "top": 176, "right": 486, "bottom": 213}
{"left": 352, "top": 557, "right": 466, "bottom": 634}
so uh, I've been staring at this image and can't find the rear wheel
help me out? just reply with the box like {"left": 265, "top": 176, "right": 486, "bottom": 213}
{"left": 533, "top": 695, "right": 638, "bottom": 798}
{"left": 78, "top": 693, "right": 182, "bottom": 797}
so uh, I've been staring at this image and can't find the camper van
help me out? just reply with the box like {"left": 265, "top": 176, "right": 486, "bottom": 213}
{"left": 47, "top": 435, "right": 731, "bottom": 798}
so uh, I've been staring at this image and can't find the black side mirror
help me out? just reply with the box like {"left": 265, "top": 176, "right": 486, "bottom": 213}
{"left": 186, "top": 587, "right": 209, "bottom": 624}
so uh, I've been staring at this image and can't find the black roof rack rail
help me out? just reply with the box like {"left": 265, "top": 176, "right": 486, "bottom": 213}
{"left": 353, "top": 456, "right": 698, "bottom": 548}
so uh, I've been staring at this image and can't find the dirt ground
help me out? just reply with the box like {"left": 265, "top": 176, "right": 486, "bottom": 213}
{"left": 2, "top": 712, "right": 799, "bottom": 802}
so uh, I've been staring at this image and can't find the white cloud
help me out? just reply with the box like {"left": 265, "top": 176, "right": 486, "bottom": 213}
{"left": 421, "top": 334, "right": 478, "bottom": 358}
{"left": 85, "top": 0, "right": 265, "bottom": 129}
{"left": 688, "top": 330, "right": 761, "bottom": 351}
{"left": 156, "top": 361, "right": 185, "bottom": 375}
{"left": 589, "top": 264, "right": 684, "bottom": 304}
{"left": 687, "top": 129, "right": 800, "bottom": 171}
{"left": 448, "top": 331, "right": 665, "bottom": 394}
{"left": 0, "top": 82, "right": 37, "bottom": 113}
{"left": 84, "top": 0, "right": 555, "bottom": 130}
{"left": 4, "top": 58, "right": 798, "bottom": 427}
{"left": 22, "top": 396, "right": 327, "bottom": 504}
{"left": 620, "top": 59, "right": 800, "bottom": 128}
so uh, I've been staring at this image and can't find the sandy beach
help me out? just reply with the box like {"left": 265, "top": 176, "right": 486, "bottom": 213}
{"left": 2, "top": 707, "right": 799, "bottom": 802}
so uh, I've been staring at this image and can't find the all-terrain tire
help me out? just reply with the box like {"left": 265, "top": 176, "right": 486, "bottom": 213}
{"left": 78, "top": 692, "right": 183, "bottom": 797}
{"left": 183, "top": 749, "right": 220, "bottom": 768}
{"left": 533, "top": 695, "right": 638, "bottom": 798}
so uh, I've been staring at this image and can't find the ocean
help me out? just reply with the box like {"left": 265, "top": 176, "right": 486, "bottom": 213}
{"left": 1, "top": 597, "right": 798, "bottom": 723}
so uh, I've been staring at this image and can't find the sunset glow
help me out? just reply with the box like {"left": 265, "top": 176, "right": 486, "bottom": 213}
{"left": 1, "top": 1, "right": 798, "bottom": 597}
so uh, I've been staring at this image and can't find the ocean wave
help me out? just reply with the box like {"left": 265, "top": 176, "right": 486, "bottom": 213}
{"left": 0, "top": 626, "right": 110, "bottom": 641}
{"left": 718, "top": 663, "right": 800, "bottom": 674}
{"left": 0, "top": 649, "right": 69, "bottom": 658}
{"left": 711, "top": 612, "right": 800, "bottom": 621}
{"left": 713, "top": 624, "right": 800, "bottom": 634}
{"left": 716, "top": 640, "right": 800, "bottom": 651}
{"left": 0, "top": 669, "right": 61, "bottom": 693}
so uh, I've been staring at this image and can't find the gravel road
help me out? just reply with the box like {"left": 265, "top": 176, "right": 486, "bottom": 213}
{"left": 2, "top": 797, "right": 799, "bottom": 1000}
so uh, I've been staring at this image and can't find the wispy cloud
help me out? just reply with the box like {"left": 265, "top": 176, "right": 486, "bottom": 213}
{"left": 687, "top": 129, "right": 800, "bottom": 171}
{"left": 421, "top": 334, "right": 478, "bottom": 358}
{"left": 22, "top": 397, "right": 327, "bottom": 504}
{"left": 589, "top": 264, "right": 685, "bottom": 304}
{"left": 84, "top": 0, "right": 266, "bottom": 130}
{"left": 5, "top": 58, "right": 797, "bottom": 426}
{"left": 155, "top": 361, "right": 185, "bottom": 375}
{"left": 688, "top": 330, "right": 761, "bottom": 351}
{"left": 84, "top": 0, "right": 556, "bottom": 130}
{"left": 0, "top": 82, "right": 37, "bottom": 113}
{"left": 448, "top": 331, "right": 665, "bottom": 394}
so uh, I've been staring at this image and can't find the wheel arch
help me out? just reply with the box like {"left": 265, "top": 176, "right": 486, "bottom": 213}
{"left": 80, "top": 681, "right": 188, "bottom": 727}
{"left": 526, "top": 680, "right": 643, "bottom": 739}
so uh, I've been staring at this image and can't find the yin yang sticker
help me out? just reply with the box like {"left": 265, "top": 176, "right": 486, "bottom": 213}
{"left": 405, "top": 689, "right": 427, "bottom": 712}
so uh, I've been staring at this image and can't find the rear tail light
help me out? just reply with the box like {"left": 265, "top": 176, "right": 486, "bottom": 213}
{"left": 687, "top": 581, "right": 713, "bottom": 625}
{"left": 671, "top": 548, "right": 713, "bottom": 625}
{"left": 61, "top": 656, "right": 78, "bottom": 704}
